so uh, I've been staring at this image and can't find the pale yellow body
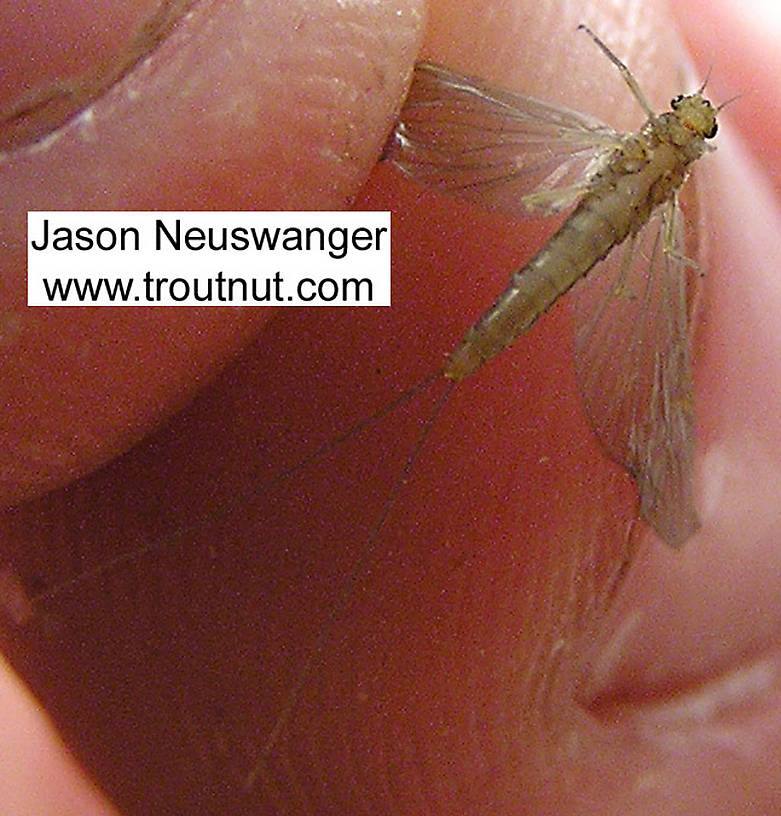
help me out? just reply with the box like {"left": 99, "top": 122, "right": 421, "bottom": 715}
{"left": 445, "top": 110, "right": 714, "bottom": 380}
{"left": 385, "top": 28, "right": 719, "bottom": 549}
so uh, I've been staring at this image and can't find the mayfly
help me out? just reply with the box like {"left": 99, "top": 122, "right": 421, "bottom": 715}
{"left": 384, "top": 24, "right": 721, "bottom": 548}
{"left": 240, "top": 24, "right": 722, "bottom": 789}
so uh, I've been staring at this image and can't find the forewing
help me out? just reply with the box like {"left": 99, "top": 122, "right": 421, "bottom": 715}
{"left": 385, "top": 61, "right": 622, "bottom": 217}
{"left": 571, "top": 197, "right": 701, "bottom": 547}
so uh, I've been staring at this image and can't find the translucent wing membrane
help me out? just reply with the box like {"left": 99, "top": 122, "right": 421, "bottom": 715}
{"left": 385, "top": 61, "right": 622, "bottom": 217}
{"left": 571, "top": 196, "right": 701, "bottom": 547}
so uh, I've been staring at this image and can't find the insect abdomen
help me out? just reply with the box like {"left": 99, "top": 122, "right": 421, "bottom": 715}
{"left": 444, "top": 153, "right": 677, "bottom": 382}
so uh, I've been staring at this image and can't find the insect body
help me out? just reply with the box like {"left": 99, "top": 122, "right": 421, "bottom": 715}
{"left": 385, "top": 25, "right": 719, "bottom": 547}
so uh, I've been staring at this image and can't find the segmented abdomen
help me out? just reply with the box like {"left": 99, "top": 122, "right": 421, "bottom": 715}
{"left": 444, "top": 144, "right": 684, "bottom": 381}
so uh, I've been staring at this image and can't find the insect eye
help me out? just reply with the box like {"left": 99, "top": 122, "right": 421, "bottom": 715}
{"left": 706, "top": 121, "right": 718, "bottom": 138}
{"left": 670, "top": 94, "right": 684, "bottom": 109}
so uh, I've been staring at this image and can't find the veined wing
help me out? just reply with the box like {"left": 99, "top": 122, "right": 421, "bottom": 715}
{"left": 571, "top": 192, "right": 702, "bottom": 547}
{"left": 385, "top": 61, "right": 622, "bottom": 217}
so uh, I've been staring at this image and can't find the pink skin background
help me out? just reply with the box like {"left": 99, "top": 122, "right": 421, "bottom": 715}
{"left": 0, "top": 0, "right": 779, "bottom": 813}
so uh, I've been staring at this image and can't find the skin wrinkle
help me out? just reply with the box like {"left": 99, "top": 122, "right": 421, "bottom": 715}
{"left": 0, "top": 0, "right": 198, "bottom": 150}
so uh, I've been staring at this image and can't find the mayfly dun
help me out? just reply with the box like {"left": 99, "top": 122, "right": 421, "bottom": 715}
{"left": 241, "top": 24, "right": 721, "bottom": 789}
{"left": 384, "top": 23, "right": 720, "bottom": 548}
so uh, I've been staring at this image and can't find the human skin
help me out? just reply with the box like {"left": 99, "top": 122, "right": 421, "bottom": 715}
{"left": 0, "top": 0, "right": 778, "bottom": 814}
{"left": 0, "top": 0, "right": 418, "bottom": 508}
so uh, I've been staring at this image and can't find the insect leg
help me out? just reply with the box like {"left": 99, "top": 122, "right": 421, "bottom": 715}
{"left": 663, "top": 195, "right": 699, "bottom": 270}
{"left": 577, "top": 24, "right": 655, "bottom": 118}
